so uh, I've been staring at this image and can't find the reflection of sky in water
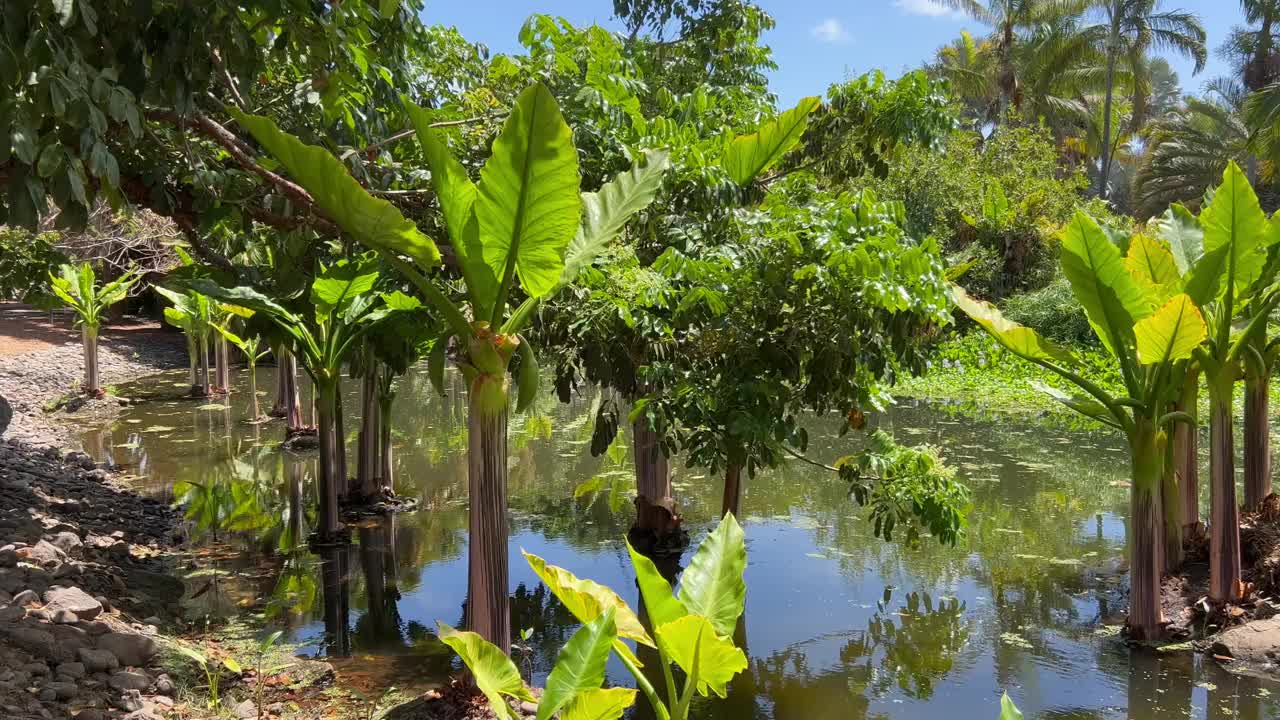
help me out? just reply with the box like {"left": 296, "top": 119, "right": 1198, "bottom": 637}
{"left": 78, "top": 367, "right": 1280, "bottom": 720}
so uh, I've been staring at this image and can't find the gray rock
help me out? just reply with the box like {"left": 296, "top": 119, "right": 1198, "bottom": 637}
{"left": 0, "top": 606, "right": 25, "bottom": 622}
{"left": 77, "top": 648, "right": 119, "bottom": 673}
{"left": 12, "top": 589, "right": 39, "bottom": 607}
{"left": 519, "top": 700, "right": 538, "bottom": 716}
{"left": 45, "top": 681, "right": 78, "bottom": 700}
{"left": 22, "top": 662, "right": 49, "bottom": 675}
{"left": 54, "top": 662, "right": 85, "bottom": 680}
{"left": 231, "top": 699, "right": 257, "bottom": 719}
{"left": 47, "top": 533, "right": 81, "bottom": 555}
{"left": 152, "top": 673, "right": 174, "bottom": 696}
{"left": 1211, "top": 617, "right": 1280, "bottom": 665}
{"left": 3, "top": 625, "right": 55, "bottom": 658}
{"left": 108, "top": 670, "right": 151, "bottom": 692}
{"left": 114, "top": 689, "right": 143, "bottom": 712}
{"left": 96, "top": 632, "right": 157, "bottom": 668}
{"left": 73, "top": 710, "right": 102, "bottom": 720}
{"left": 42, "top": 587, "right": 101, "bottom": 620}
{"left": 38, "top": 687, "right": 57, "bottom": 702}
{"left": 19, "top": 541, "right": 62, "bottom": 567}
{"left": 51, "top": 610, "right": 78, "bottom": 624}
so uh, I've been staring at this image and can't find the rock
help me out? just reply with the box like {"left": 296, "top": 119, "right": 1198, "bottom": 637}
{"left": 231, "top": 699, "right": 257, "bottom": 719}
{"left": 96, "top": 632, "right": 157, "bottom": 668}
{"left": 1211, "top": 617, "right": 1280, "bottom": 665}
{"left": 42, "top": 587, "right": 102, "bottom": 620}
{"left": 0, "top": 606, "right": 25, "bottom": 622}
{"left": 47, "top": 533, "right": 81, "bottom": 555}
{"left": 152, "top": 674, "right": 174, "bottom": 696}
{"left": 150, "top": 695, "right": 174, "bottom": 708}
{"left": 74, "top": 710, "right": 102, "bottom": 720}
{"left": 12, "top": 589, "right": 40, "bottom": 607}
{"left": 77, "top": 620, "right": 110, "bottom": 636}
{"left": 108, "top": 670, "right": 151, "bottom": 692}
{"left": 54, "top": 662, "right": 85, "bottom": 680}
{"left": 18, "top": 541, "right": 63, "bottom": 567}
{"left": 65, "top": 452, "right": 95, "bottom": 471}
{"left": 38, "top": 687, "right": 57, "bottom": 702}
{"left": 77, "top": 648, "right": 119, "bottom": 673}
{"left": 115, "top": 689, "right": 143, "bottom": 712}
{"left": 121, "top": 711, "right": 163, "bottom": 720}
{"left": 3, "top": 625, "right": 55, "bottom": 658}
{"left": 519, "top": 700, "right": 538, "bottom": 716}
{"left": 22, "top": 662, "right": 49, "bottom": 675}
{"left": 50, "top": 610, "right": 78, "bottom": 624}
{"left": 45, "top": 681, "right": 78, "bottom": 700}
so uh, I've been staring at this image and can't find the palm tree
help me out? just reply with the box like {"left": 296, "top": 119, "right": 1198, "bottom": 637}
{"left": 938, "top": 0, "right": 1092, "bottom": 120}
{"left": 1081, "top": 0, "right": 1206, "bottom": 199}
{"left": 1229, "top": 0, "right": 1280, "bottom": 92}
{"left": 931, "top": 31, "right": 999, "bottom": 128}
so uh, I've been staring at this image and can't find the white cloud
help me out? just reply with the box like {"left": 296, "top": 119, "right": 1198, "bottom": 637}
{"left": 892, "top": 0, "right": 966, "bottom": 20}
{"left": 810, "top": 18, "right": 851, "bottom": 44}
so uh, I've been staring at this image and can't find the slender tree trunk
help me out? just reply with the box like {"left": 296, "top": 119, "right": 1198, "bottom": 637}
{"left": 249, "top": 361, "right": 260, "bottom": 420}
{"left": 722, "top": 463, "right": 743, "bottom": 518}
{"left": 1174, "top": 369, "right": 1200, "bottom": 528}
{"left": 194, "top": 333, "right": 211, "bottom": 397}
{"left": 315, "top": 380, "right": 343, "bottom": 540}
{"left": 187, "top": 335, "right": 198, "bottom": 389}
{"left": 1160, "top": 429, "right": 1182, "bottom": 573}
{"left": 379, "top": 394, "right": 394, "bottom": 494}
{"left": 82, "top": 325, "right": 99, "bottom": 394}
{"left": 215, "top": 335, "right": 231, "bottom": 392}
{"left": 632, "top": 416, "right": 678, "bottom": 541}
{"left": 1098, "top": 45, "right": 1119, "bottom": 200}
{"left": 335, "top": 376, "right": 348, "bottom": 499}
{"left": 466, "top": 370, "right": 511, "bottom": 653}
{"left": 358, "top": 364, "right": 380, "bottom": 499}
{"left": 271, "top": 344, "right": 287, "bottom": 417}
{"left": 1128, "top": 419, "right": 1165, "bottom": 641}
{"left": 1244, "top": 368, "right": 1271, "bottom": 508}
{"left": 1208, "top": 389, "right": 1244, "bottom": 603}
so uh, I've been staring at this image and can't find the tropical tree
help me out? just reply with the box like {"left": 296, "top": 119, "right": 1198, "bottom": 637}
{"left": 953, "top": 209, "right": 1208, "bottom": 640}
{"left": 46, "top": 263, "right": 140, "bottom": 395}
{"left": 930, "top": 31, "right": 999, "bottom": 128}
{"left": 228, "top": 84, "right": 668, "bottom": 651}
{"left": 155, "top": 286, "right": 216, "bottom": 397}
{"left": 1081, "top": 0, "right": 1207, "bottom": 198}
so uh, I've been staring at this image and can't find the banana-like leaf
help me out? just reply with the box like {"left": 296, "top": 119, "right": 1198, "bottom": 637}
{"left": 677, "top": 512, "right": 746, "bottom": 639}
{"left": 404, "top": 99, "right": 496, "bottom": 313}
{"left": 999, "top": 693, "right": 1024, "bottom": 720}
{"left": 1185, "top": 162, "right": 1268, "bottom": 306}
{"left": 1029, "top": 380, "right": 1117, "bottom": 428}
{"left": 515, "top": 335, "right": 538, "bottom": 412}
{"left": 229, "top": 109, "right": 440, "bottom": 268}
{"left": 1059, "top": 211, "right": 1153, "bottom": 356}
{"left": 653, "top": 615, "right": 748, "bottom": 699}
{"left": 521, "top": 551, "right": 654, "bottom": 653}
{"left": 626, "top": 539, "right": 687, "bottom": 630}
{"left": 436, "top": 622, "right": 534, "bottom": 720}
{"left": 559, "top": 688, "right": 637, "bottom": 720}
{"left": 311, "top": 261, "right": 379, "bottom": 317}
{"left": 1124, "top": 233, "right": 1180, "bottom": 303}
{"left": 1155, "top": 203, "right": 1203, "bottom": 274}
{"left": 536, "top": 609, "right": 617, "bottom": 720}
{"left": 558, "top": 150, "right": 670, "bottom": 288}
{"left": 721, "top": 97, "right": 821, "bottom": 185}
{"left": 162, "top": 306, "right": 193, "bottom": 332}
{"left": 1134, "top": 293, "right": 1206, "bottom": 365}
{"left": 950, "top": 286, "right": 1078, "bottom": 365}
{"left": 182, "top": 280, "right": 302, "bottom": 326}
{"left": 427, "top": 331, "right": 450, "bottom": 396}
{"left": 476, "top": 84, "right": 581, "bottom": 301}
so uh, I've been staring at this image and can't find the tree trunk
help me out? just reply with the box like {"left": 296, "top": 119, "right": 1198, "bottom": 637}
{"left": 722, "top": 463, "right": 743, "bottom": 518}
{"left": 1127, "top": 419, "right": 1164, "bottom": 641}
{"left": 335, "top": 376, "right": 348, "bottom": 499}
{"left": 82, "top": 325, "right": 99, "bottom": 394}
{"left": 271, "top": 344, "right": 288, "bottom": 417}
{"left": 379, "top": 394, "right": 394, "bottom": 494}
{"left": 466, "top": 371, "right": 511, "bottom": 653}
{"left": 315, "top": 380, "right": 343, "bottom": 540}
{"left": 194, "top": 333, "right": 211, "bottom": 397}
{"left": 248, "top": 361, "right": 261, "bottom": 420}
{"left": 1098, "top": 45, "right": 1119, "bottom": 200}
{"left": 632, "top": 416, "right": 679, "bottom": 542}
{"left": 1160, "top": 429, "right": 1182, "bottom": 573}
{"left": 358, "top": 364, "right": 381, "bottom": 499}
{"left": 215, "top": 335, "right": 231, "bottom": 392}
{"left": 1174, "top": 369, "right": 1200, "bottom": 528}
{"left": 318, "top": 545, "right": 352, "bottom": 657}
{"left": 1244, "top": 370, "right": 1271, "bottom": 509}
{"left": 1209, "top": 392, "right": 1244, "bottom": 603}
{"left": 187, "top": 335, "right": 198, "bottom": 389}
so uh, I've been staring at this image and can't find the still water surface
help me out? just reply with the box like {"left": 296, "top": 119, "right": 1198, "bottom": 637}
{"left": 76, "top": 366, "right": 1280, "bottom": 719}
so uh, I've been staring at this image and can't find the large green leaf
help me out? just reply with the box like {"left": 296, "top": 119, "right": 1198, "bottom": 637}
{"left": 404, "top": 99, "right": 496, "bottom": 313}
{"left": 1155, "top": 203, "right": 1203, "bottom": 275}
{"left": 1029, "top": 381, "right": 1118, "bottom": 428}
{"left": 1185, "top": 162, "right": 1268, "bottom": 306}
{"left": 626, "top": 539, "right": 687, "bottom": 630}
{"left": 1124, "top": 233, "right": 1180, "bottom": 303}
{"left": 950, "top": 285, "right": 1078, "bottom": 365}
{"left": 1059, "top": 211, "right": 1153, "bottom": 356}
{"left": 229, "top": 109, "right": 440, "bottom": 268}
{"left": 182, "top": 280, "right": 301, "bottom": 326}
{"left": 559, "top": 150, "right": 670, "bottom": 288}
{"left": 560, "top": 688, "right": 637, "bottom": 720}
{"left": 311, "top": 261, "right": 378, "bottom": 317}
{"left": 677, "top": 513, "right": 746, "bottom": 639}
{"left": 536, "top": 609, "right": 617, "bottom": 720}
{"left": 722, "top": 97, "right": 821, "bottom": 185}
{"left": 436, "top": 622, "right": 533, "bottom": 720}
{"left": 653, "top": 615, "right": 748, "bottom": 699}
{"left": 999, "top": 693, "right": 1024, "bottom": 720}
{"left": 476, "top": 83, "right": 581, "bottom": 301}
{"left": 521, "top": 551, "right": 654, "bottom": 649}
{"left": 1134, "top": 293, "right": 1206, "bottom": 365}
{"left": 515, "top": 335, "right": 539, "bottom": 413}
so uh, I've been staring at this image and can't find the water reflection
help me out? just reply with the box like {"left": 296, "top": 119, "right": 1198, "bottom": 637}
{"left": 78, "top": 368, "right": 1280, "bottom": 718}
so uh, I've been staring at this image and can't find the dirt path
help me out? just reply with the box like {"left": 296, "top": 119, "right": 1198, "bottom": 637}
{"left": 0, "top": 302, "right": 172, "bottom": 357}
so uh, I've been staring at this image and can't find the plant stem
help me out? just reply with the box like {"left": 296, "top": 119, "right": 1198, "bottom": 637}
{"left": 617, "top": 650, "right": 670, "bottom": 720}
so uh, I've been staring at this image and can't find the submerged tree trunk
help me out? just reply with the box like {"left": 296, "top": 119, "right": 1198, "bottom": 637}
{"left": 1174, "top": 370, "right": 1200, "bottom": 528}
{"left": 466, "top": 369, "right": 511, "bottom": 653}
{"left": 722, "top": 463, "right": 743, "bottom": 518}
{"left": 1209, "top": 392, "right": 1244, "bottom": 603}
{"left": 248, "top": 361, "right": 261, "bottom": 420}
{"left": 82, "top": 325, "right": 100, "bottom": 394}
{"left": 271, "top": 344, "right": 288, "bottom": 417}
{"left": 193, "top": 334, "right": 211, "bottom": 398}
{"left": 1244, "top": 370, "right": 1271, "bottom": 508}
{"left": 1128, "top": 419, "right": 1165, "bottom": 641}
{"left": 358, "top": 364, "right": 381, "bottom": 500}
{"left": 335, "top": 376, "right": 348, "bottom": 499}
{"left": 215, "top": 335, "right": 231, "bottom": 393}
{"left": 631, "top": 416, "right": 679, "bottom": 546}
{"left": 1160, "top": 430, "right": 1182, "bottom": 573}
{"left": 379, "top": 394, "right": 394, "bottom": 494}
{"left": 315, "top": 379, "right": 343, "bottom": 541}
{"left": 186, "top": 336, "right": 199, "bottom": 389}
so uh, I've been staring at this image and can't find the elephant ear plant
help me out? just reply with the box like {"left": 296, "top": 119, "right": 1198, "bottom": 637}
{"left": 47, "top": 262, "right": 140, "bottom": 395}
{"left": 228, "top": 83, "right": 670, "bottom": 650}
{"left": 438, "top": 514, "right": 748, "bottom": 720}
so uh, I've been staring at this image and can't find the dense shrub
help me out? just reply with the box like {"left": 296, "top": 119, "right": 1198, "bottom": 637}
{"left": 1000, "top": 276, "right": 1096, "bottom": 347}
{"left": 0, "top": 228, "right": 66, "bottom": 302}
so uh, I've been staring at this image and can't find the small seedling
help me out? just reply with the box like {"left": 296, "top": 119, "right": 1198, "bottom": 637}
{"left": 254, "top": 630, "right": 285, "bottom": 720}
{"left": 177, "top": 644, "right": 242, "bottom": 708}
{"left": 511, "top": 627, "right": 535, "bottom": 684}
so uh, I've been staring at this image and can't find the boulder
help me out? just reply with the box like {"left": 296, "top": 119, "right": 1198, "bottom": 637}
{"left": 1211, "top": 617, "right": 1280, "bottom": 666}
{"left": 77, "top": 648, "right": 119, "bottom": 673}
{"left": 45, "top": 681, "right": 78, "bottom": 700}
{"left": 114, "top": 689, "right": 143, "bottom": 712}
{"left": 0, "top": 606, "right": 25, "bottom": 622}
{"left": 2, "top": 625, "right": 55, "bottom": 659}
{"left": 55, "top": 662, "right": 85, "bottom": 680}
{"left": 96, "top": 632, "right": 158, "bottom": 668}
{"left": 42, "top": 587, "right": 101, "bottom": 620}
{"left": 108, "top": 670, "right": 151, "bottom": 692}
{"left": 231, "top": 699, "right": 257, "bottom": 719}
{"left": 12, "top": 589, "right": 39, "bottom": 607}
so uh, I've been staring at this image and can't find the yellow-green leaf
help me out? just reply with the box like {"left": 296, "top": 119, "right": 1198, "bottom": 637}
{"left": 654, "top": 615, "right": 748, "bottom": 699}
{"left": 1186, "top": 161, "right": 1268, "bottom": 306}
{"left": 1134, "top": 293, "right": 1207, "bottom": 365}
{"left": 951, "top": 285, "right": 1078, "bottom": 365}
{"left": 722, "top": 97, "right": 821, "bottom": 185}
{"left": 437, "top": 622, "right": 533, "bottom": 720}
{"left": 476, "top": 84, "right": 581, "bottom": 300}
{"left": 229, "top": 109, "right": 440, "bottom": 268}
{"left": 1059, "top": 211, "right": 1153, "bottom": 356}
{"left": 677, "top": 512, "right": 746, "bottom": 639}
{"left": 560, "top": 688, "right": 637, "bottom": 720}
{"left": 536, "top": 609, "right": 616, "bottom": 720}
{"left": 626, "top": 539, "right": 687, "bottom": 631}
{"left": 1124, "top": 233, "right": 1180, "bottom": 302}
{"left": 522, "top": 551, "right": 653, "bottom": 650}
{"left": 1155, "top": 203, "right": 1203, "bottom": 274}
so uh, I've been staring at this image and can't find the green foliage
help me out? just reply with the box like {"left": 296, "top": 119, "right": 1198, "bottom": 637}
{"left": 175, "top": 644, "right": 242, "bottom": 708}
{"left": 437, "top": 622, "right": 535, "bottom": 720}
{"left": 1000, "top": 277, "right": 1096, "bottom": 347}
{"left": 46, "top": 262, "right": 140, "bottom": 329}
{"left": 0, "top": 229, "right": 65, "bottom": 301}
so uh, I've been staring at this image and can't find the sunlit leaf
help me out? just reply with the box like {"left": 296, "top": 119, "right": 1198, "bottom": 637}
{"left": 437, "top": 622, "right": 533, "bottom": 720}
{"left": 559, "top": 688, "right": 637, "bottom": 720}
{"left": 654, "top": 615, "right": 748, "bottom": 699}
{"left": 722, "top": 97, "right": 821, "bottom": 185}
{"left": 677, "top": 512, "right": 746, "bottom": 638}
{"left": 1185, "top": 161, "right": 1268, "bottom": 306}
{"left": 950, "top": 285, "right": 1077, "bottom": 365}
{"left": 536, "top": 609, "right": 616, "bottom": 720}
{"left": 1059, "top": 211, "right": 1153, "bottom": 356}
{"left": 1134, "top": 293, "right": 1206, "bottom": 365}
{"left": 521, "top": 551, "right": 653, "bottom": 652}
{"left": 626, "top": 539, "right": 687, "bottom": 630}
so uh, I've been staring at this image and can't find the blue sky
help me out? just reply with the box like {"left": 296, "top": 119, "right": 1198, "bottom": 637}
{"left": 428, "top": 1, "right": 1243, "bottom": 106}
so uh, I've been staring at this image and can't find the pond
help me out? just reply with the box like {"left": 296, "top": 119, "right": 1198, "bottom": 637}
{"left": 76, "top": 365, "right": 1280, "bottom": 720}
